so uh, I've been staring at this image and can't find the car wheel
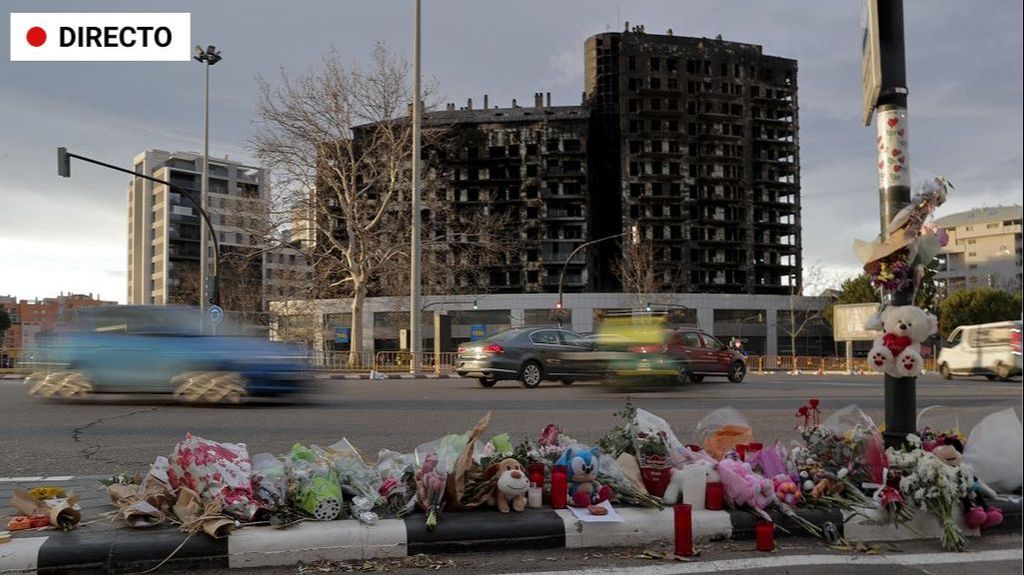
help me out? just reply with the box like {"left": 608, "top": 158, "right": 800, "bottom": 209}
{"left": 173, "top": 371, "right": 247, "bottom": 404}
{"left": 27, "top": 370, "right": 93, "bottom": 399}
{"left": 939, "top": 363, "right": 952, "bottom": 380}
{"left": 687, "top": 373, "right": 705, "bottom": 384}
{"left": 478, "top": 377, "right": 497, "bottom": 388}
{"left": 728, "top": 361, "right": 747, "bottom": 383}
{"left": 985, "top": 374, "right": 997, "bottom": 381}
{"left": 519, "top": 361, "right": 543, "bottom": 388}
{"left": 561, "top": 379, "right": 574, "bottom": 386}
{"left": 995, "top": 363, "right": 1012, "bottom": 381}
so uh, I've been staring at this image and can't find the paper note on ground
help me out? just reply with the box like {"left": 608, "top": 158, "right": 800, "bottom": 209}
{"left": 569, "top": 500, "right": 623, "bottom": 523}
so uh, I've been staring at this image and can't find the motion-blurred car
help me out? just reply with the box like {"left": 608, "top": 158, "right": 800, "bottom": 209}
{"left": 938, "top": 320, "right": 1022, "bottom": 381}
{"left": 25, "top": 306, "right": 309, "bottom": 403}
{"left": 667, "top": 328, "right": 748, "bottom": 383}
{"left": 456, "top": 327, "right": 601, "bottom": 388}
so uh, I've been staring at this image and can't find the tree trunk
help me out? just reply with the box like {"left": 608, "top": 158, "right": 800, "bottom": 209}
{"left": 348, "top": 281, "right": 367, "bottom": 368}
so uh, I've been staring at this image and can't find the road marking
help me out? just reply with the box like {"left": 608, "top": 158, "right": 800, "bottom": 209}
{"left": 515, "top": 549, "right": 1023, "bottom": 575}
{"left": 0, "top": 476, "right": 43, "bottom": 482}
{"left": 43, "top": 476, "right": 74, "bottom": 481}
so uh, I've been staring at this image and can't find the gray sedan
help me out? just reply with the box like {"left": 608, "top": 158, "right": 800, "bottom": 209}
{"left": 456, "top": 327, "right": 601, "bottom": 388}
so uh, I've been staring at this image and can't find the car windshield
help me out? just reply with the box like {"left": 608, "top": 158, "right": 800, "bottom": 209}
{"left": 74, "top": 306, "right": 245, "bottom": 336}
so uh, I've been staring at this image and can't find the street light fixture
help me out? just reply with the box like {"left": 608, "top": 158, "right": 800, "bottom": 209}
{"left": 556, "top": 229, "right": 636, "bottom": 326}
{"left": 57, "top": 147, "right": 221, "bottom": 305}
{"left": 194, "top": 44, "right": 222, "bottom": 323}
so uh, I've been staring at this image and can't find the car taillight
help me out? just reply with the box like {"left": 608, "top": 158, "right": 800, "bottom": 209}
{"left": 457, "top": 346, "right": 466, "bottom": 354}
{"left": 1012, "top": 330, "right": 1021, "bottom": 353}
{"left": 629, "top": 346, "right": 650, "bottom": 354}
{"left": 483, "top": 344, "right": 505, "bottom": 355}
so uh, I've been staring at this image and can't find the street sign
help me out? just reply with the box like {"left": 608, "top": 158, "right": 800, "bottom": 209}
{"left": 208, "top": 304, "right": 224, "bottom": 326}
{"left": 862, "top": 0, "right": 882, "bottom": 126}
{"left": 469, "top": 324, "right": 487, "bottom": 341}
{"left": 334, "top": 327, "right": 351, "bottom": 344}
{"left": 833, "top": 303, "right": 881, "bottom": 342}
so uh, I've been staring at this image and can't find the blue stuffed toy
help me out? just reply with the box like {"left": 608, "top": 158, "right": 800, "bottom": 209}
{"left": 555, "top": 446, "right": 614, "bottom": 508}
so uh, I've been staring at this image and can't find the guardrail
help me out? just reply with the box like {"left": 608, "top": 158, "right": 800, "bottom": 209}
{"left": 313, "top": 351, "right": 459, "bottom": 374}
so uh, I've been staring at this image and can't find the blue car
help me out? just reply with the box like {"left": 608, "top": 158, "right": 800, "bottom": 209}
{"left": 27, "top": 306, "right": 309, "bottom": 403}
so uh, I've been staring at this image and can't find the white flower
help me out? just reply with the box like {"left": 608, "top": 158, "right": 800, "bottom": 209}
{"left": 906, "top": 434, "right": 922, "bottom": 448}
{"left": 837, "top": 468, "right": 849, "bottom": 479}
{"left": 914, "top": 488, "right": 925, "bottom": 501}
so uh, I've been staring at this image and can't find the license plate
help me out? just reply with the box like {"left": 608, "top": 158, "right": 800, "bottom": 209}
{"left": 637, "top": 362, "right": 651, "bottom": 371}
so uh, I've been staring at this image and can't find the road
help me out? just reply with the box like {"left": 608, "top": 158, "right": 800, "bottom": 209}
{"left": 0, "top": 373, "right": 1019, "bottom": 477}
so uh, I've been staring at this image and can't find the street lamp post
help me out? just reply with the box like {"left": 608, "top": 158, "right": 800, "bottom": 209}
{"left": 194, "top": 45, "right": 222, "bottom": 326}
{"left": 57, "top": 148, "right": 221, "bottom": 305}
{"left": 557, "top": 228, "right": 636, "bottom": 327}
{"left": 409, "top": 0, "right": 423, "bottom": 374}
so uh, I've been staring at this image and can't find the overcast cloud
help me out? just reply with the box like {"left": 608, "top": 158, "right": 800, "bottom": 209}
{"left": 1, "top": 0, "right": 1021, "bottom": 302}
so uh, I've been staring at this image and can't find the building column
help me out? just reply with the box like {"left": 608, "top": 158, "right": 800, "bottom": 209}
{"left": 697, "top": 307, "right": 715, "bottom": 335}
{"left": 362, "top": 304, "right": 375, "bottom": 357}
{"left": 765, "top": 308, "right": 778, "bottom": 364}
{"left": 572, "top": 307, "right": 594, "bottom": 334}
{"left": 510, "top": 309, "right": 525, "bottom": 328}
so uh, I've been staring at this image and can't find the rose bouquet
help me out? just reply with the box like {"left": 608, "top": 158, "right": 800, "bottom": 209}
{"left": 375, "top": 449, "right": 417, "bottom": 517}
{"left": 414, "top": 434, "right": 468, "bottom": 530}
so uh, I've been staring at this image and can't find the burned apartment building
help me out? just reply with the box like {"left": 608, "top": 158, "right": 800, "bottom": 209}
{"left": 318, "top": 29, "right": 800, "bottom": 298}
{"left": 586, "top": 29, "right": 801, "bottom": 294}
{"left": 421, "top": 94, "right": 591, "bottom": 294}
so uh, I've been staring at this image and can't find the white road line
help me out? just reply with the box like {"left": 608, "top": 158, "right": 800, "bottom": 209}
{"left": 42, "top": 476, "right": 74, "bottom": 481}
{"left": 0, "top": 477, "right": 43, "bottom": 482}
{"left": 514, "top": 549, "right": 1023, "bottom": 575}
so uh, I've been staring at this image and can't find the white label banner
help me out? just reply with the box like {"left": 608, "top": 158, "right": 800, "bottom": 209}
{"left": 876, "top": 108, "right": 909, "bottom": 189}
{"left": 10, "top": 13, "right": 191, "bottom": 61}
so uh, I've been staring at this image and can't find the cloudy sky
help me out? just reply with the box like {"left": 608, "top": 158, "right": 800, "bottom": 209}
{"left": 2, "top": 0, "right": 1021, "bottom": 303}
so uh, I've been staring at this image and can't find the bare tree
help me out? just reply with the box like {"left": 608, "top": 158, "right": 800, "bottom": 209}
{"left": 616, "top": 240, "right": 657, "bottom": 307}
{"left": 252, "top": 45, "right": 516, "bottom": 365}
{"left": 779, "top": 263, "right": 836, "bottom": 368}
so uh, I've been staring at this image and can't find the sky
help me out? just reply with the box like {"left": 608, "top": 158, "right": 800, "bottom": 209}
{"left": 1, "top": 0, "right": 1021, "bottom": 303}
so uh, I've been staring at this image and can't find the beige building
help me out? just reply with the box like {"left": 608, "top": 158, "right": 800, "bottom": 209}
{"left": 935, "top": 205, "right": 1023, "bottom": 292}
{"left": 127, "top": 150, "right": 309, "bottom": 310}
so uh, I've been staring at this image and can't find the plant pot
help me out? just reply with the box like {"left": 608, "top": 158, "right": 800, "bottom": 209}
{"left": 640, "top": 465, "right": 672, "bottom": 497}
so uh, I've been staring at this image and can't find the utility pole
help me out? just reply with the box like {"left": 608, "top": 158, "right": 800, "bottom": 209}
{"left": 194, "top": 45, "right": 222, "bottom": 328}
{"left": 409, "top": 0, "right": 422, "bottom": 374}
{"left": 865, "top": 0, "right": 915, "bottom": 448}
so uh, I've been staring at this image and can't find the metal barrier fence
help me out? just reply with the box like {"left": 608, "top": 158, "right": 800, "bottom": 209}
{"left": 746, "top": 354, "right": 937, "bottom": 374}
{"left": 313, "top": 351, "right": 459, "bottom": 374}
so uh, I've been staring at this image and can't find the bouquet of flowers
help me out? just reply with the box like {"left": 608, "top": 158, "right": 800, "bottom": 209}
{"left": 318, "top": 438, "right": 383, "bottom": 524}
{"left": 167, "top": 433, "right": 260, "bottom": 520}
{"left": 696, "top": 407, "right": 754, "bottom": 460}
{"left": 375, "top": 449, "right": 417, "bottom": 517}
{"left": 287, "top": 444, "right": 344, "bottom": 521}
{"left": 414, "top": 434, "right": 468, "bottom": 530}
{"left": 888, "top": 436, "right": 972, "bottom": 552}
{"left": 866, "top": 252, "right": 912, "bottom": 292}
{"left": 597, "top": 451, "right": 663, "bottom": 509}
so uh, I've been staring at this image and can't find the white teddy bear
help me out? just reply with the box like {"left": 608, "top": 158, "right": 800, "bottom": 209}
{"left": 663, "top": 461, "right": 718, "bottom": 506}
{"left": 866, "top": 305, "right": 937, "bottom": 378}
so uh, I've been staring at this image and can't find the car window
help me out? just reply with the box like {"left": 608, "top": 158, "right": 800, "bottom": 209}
{"left": 682, "top": 332, "right": 703, "bottom": 348}
{"left": 530, "top": 330, "right": 560, "bottom": 345}
{"left": 702, "top": 334, "right": 725, "bottom": 351}
{"left": 946, "top": 329, "right": 962, "bottom": 347}
{"left": 559, "top": 331, "right": 587, "bottom": 346}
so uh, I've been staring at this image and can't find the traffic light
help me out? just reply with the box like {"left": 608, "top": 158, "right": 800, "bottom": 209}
{"left": 630, "top": 225, "right": 640, "bottom": 245}
{"left": 57, "top": 147, "right": 70, "bottom": 178}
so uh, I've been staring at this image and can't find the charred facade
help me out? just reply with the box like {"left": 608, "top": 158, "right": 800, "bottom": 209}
{"left": 586, "top": 30, "right": 801, "bottom": 294}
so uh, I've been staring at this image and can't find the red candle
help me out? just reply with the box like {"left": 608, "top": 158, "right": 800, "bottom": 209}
{"left": 550, "top": 466, "right": 568, "bottom": 509}
{"left": 674, "top": 504, "right": 694, "bottom": 557}
{"left": 735, "top": 444, "right": 748, "bottom": 461}
{"left": 705, "top": 481, "right": 725, "bottom": 510}
{"left": 756, "top": 521, "right": 775, "bottom": 552}
{"left": 528, "top": 462, "right": 546, "bottom": 488}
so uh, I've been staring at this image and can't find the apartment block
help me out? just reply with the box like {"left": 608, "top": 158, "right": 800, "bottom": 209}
{"left": 935, "top": 205, "right": 1023, "bottom": 292}
{"left": 586, "top": 29, "right": 801, "bottom": 295}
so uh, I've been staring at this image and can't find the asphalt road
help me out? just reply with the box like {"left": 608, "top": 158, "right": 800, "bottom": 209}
{"left": 0, "top": 373, "right": 1020, "bottom": 477}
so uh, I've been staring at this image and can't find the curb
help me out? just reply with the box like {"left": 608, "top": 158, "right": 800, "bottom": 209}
{"left": 11, "top": 503, "right": 1018, "bottom": 575}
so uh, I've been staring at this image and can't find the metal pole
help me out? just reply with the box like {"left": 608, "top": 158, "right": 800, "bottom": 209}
{"left": 409, "top": 0, "right": 422, "bottom": 374}
{"left": 875, "top": 0, "right": 915, "bottom": 449}
{"left": 557, "top": 231, "right": 628, "bottom": 327}
{"left": 200, "top": 60, "right": 211, "bottom": 330}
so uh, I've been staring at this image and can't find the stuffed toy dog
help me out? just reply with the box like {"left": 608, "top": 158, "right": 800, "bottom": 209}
{"left": 867, "top": 305, "right": 937, "bottom": 377}
{"left": 486, "top": 458, "right": 529, "bottom": 513}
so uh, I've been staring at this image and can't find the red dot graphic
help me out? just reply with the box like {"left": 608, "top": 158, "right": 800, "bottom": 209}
{"left": 26, "top": 26, "right": 47, "bottom": 47}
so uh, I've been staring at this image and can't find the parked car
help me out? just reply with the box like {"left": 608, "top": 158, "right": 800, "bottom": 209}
{"left": 27, "top": 306, "right": 310, "bottom": 403}
{"left": 666, "top": 328, "right": 748, "bottom": 383}
{"left": 937, "top": 320, "right": 1022, "bottom": 381}
{"left": 456, "top": 327, "right": 602, "bottom": 388}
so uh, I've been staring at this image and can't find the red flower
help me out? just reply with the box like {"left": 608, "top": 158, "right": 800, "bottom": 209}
{"left": 808, "top": 398, "right": 819, "bottom": 409}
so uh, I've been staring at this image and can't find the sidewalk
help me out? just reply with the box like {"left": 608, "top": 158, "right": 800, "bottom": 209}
{"left": 2, "top": 475, "right": 1020, "bottom": 574}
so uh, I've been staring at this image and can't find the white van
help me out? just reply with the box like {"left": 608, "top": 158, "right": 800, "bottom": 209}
{"left": 938, "top": 320, "right": 1022, "bottom": 381}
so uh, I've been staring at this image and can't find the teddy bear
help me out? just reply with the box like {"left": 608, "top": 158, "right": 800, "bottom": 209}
{"left": 663, "top": 460, "right": 718, "bottom": 506}
{"left": 485, "top": 458, "right": 529, "bottom": 513}
{"left": 555, "top": 446, "right": 613, "bottom": 509}
{"left": 931, "top": 441, "right": 1003, "bottom": 530}
{"left": 866, "top": 305, "right": 937, "bottom": 378}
